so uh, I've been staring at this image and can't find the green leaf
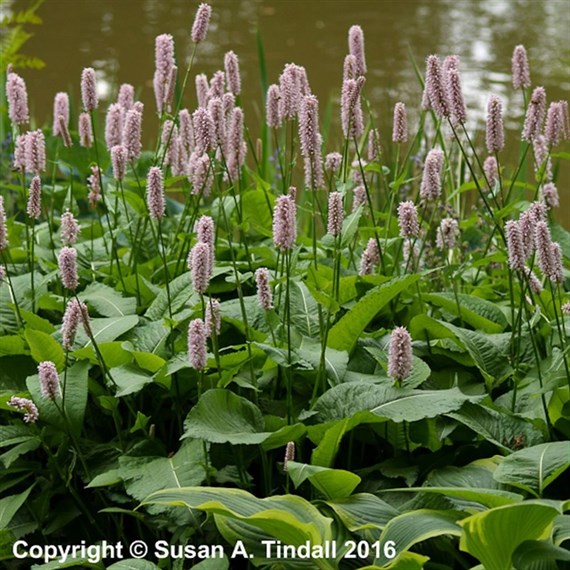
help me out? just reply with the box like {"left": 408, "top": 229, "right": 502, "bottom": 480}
{"left": 0, "top": 336, "right": 27, "bottom": 357}
{"left": 493, "top": 442, "right": 570, "bottom": 497}
{"left": 24, "top": 329, "right": 65, "bottom": 370}
{"left": 459, "top": 503, "right": 559, "bottom": 570}
{"left": 0, "top": 486, "right": 33, "bottom": 530}
{"left": 375, "top": 510, "right": 462, "bottom": 566}
{"left": 107, "top": 561, "right": 160, "bottom": 570}
{"left": 289, "top": 281, "right": 320, "bottom": 338}
{"left": 371, "top": 387, "right": 479, "bottom": 423}
{"left": 142, "top": 487, "right": 335, "bottom": 569}
{"left": 78, "top": 315, "right": 139, "bottom": 346}
{"left": 113, "top": 365, "right": 154, "bottom": 397}
{"left": 146, "top": 273, "right": 197, "bottom": 321}
{"left": 425, "top": 292, "right": 508, "bottom": 333}
{"left": 325, "top": 493, "right": 399, "bottom": 531}
{"left": 449, "top": 402, "right": 545, "bottom": 453}
{"left": 439, "top": 322, "right": 512, "bottom": 384}
{"left": 285, "top": 461, "right": 361, "bottom": 499}
{"left": 20, "top": 309, "right": 55, "bottom": 333}
{"left": 183, "top": 389, "right": 291, "bottom": 445}
{"left": 81, "top": 282, "right": 137, "bottom": 317}
{"left": 328, "top": 274, "right": 421, "bottom": 352}
{"left": 118, "top": 439, "right": 206, "bottom": 507}
{"left": 298, "top": 338, "right": 348, "bottom": 385}
{"left": 512, "top": 540, "right": 570, "bottom": 569}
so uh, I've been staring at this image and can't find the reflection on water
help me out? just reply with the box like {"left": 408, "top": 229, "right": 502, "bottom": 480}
{"left": 7, "top": 0, "right": 570, "bottom": 225}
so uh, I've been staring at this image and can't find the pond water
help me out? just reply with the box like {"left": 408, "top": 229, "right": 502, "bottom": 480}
{"left": 7, "top": 0, "right": 570, "bottom": 226}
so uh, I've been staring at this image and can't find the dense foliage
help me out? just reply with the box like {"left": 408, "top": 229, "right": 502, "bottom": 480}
{"left": 1, "top": 2, "right": 569, "bottom": 569}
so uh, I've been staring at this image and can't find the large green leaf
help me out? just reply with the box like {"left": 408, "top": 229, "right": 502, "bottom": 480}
{"left": 493, "top": 442, "right": 570, "bottom": 497}
{"left": 448, "top": 402, "right": 545, "bottom": 453}
{"left": 439, "top": 322, "right": 512, "bottom": 384}
{"left": 76, "top": 316, "right": 139, "bottom": 346}
{"left": 512, "top": 540, "right": 570, "bottom": 569}
{"left": 325, "top": 493, "right": 399, "bottom": 532}
{"left": 24, "top": 328, "right": 65, "bottom": 371}
{"left": 0, "top": 487, "right": 33, "bottom": 530}
{"left": 182, "top": 389, "right": 304, "bottom": 446}
{"left": 142, "top": 487, "right": 335, "bottom": 570}
{"left": 81, "top": 282, "right": 137, "bottom": 317}
{"left": 298, "top": 338, "right": 348, "bottom": 385}
{"left": 285, "top": 461, "right": 361, "bottom": 499}
{"left": 371, "top": 387, "right": 476, "bottom": 423}
{"left": 374, "top": 509, "right": 462, "bottom": 566}
{"left": 289, "top": 281, "right": 320, "bottom": 338}
{"left": 328, "top": 274, "right": 420, "bottom": 352}
{"left": 118, "top": 439, "right": 206, "bottom": 509}
{"left": 425, "top": 292, "right": 508, "bottom": 333}
{"left": 146, "top": 273, "right": 197, "bottom": 321}
{"left": 26, "top": 360, "right": 89, "bottom": 436}
{"left": 459, "top": 503, "right": 559, "bottom": 570}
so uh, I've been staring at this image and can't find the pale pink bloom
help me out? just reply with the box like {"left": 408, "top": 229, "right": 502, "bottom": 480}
{"left": 6, "top": 72, "right": 29, "bottom": 125}
{"left": 446, "top": 68, "right": 467, "bottom": 124}
{"left": 533, "top": 135, "right": 552, "bottom": 180}
{"left": 550, "top": 243, "right": 564, "bottom": 284}
{"left": 13, "top": 134, "right": 27, "bottom": 170}
{"left": 397, "top": 200, "right": 419, "bottom": 238}
{"left": 545, "top": 102, "right": 565, "bottom": 147}
{"left": 7, "top": 396, "right": 38, "bottom": 423}
{"left": 25, "top": 130, "right": 46, "bottom": 175}
{"left": 279, "top": 63, "right": 309, "bottom": 120}
{"left": 179, "top": 109, "right": 195, "bottom": 151}
{"left": 541, "top": 182, "right": 559, "bottom": 208}
{"left": 483, "top": 156, "right": 498, "bottom": 188}
{"left": 58, "top": 247, "right": 79, "bottom": 291}
{"left": 189, "top": 241, "right": 212, "bottom": 294}
{"left": 81, "top": 67, "right": 98, "bottom": 112}
{"left": 283, "top": 441, "right": 295, "bottom": 472}
{"left": 0, "top": 265, "right": 5, "bottom": 285}
{"left": 436, "top": 218, "right": 459, "bottom": 250}
{"left": 299, "top": 95, "right": 321, "bottom": 158}
{"left": 325, "top": 152, "right": 342, "bottom": 173}
{"left": 518, "top": 209, "right": 535, "bottom": 259}
{"left": 111, "top": 145, "right": 127, "bottom": 181}
{"left": 53, "top": 92, "right": 70, "bottom": 135}
{"left": 191, "top": 3, "right": 212, "bottom": 43}
{"left": 208, "top": 70, "right": 225, "bottom": 100}
{"left": 79, "top": 112, "right": 93, "bottom": 148}
{"left": 486, "top": 95, "right": 504, "bottom": 153}
{"left": 118, "top": 83, "right": 134, "bottom": 113}
{"left": 207, "top": 97, "right": 225, "bottom": 148}
{"left": 38, "top": 360, "right": 60, "bottom": 400}
{"left": 195, "top": 73, "right": 209, "bottom": 108}
{"left": 189, "top": 152, "right": 213, "bottom": 196}
{"left": 195, "top": 215, "right": 215, "bottom": 270}
{"left": 420, "top": 149, "right": 444, "bottom": 201}
{"left": 122, "top": 107, "right": 143, "bottom": 161}
{"left": 27, "top": 176, "right": 42, "bottom": 219}
{"left": 343, "top": 54, "right": 357, "bottom": 82}
{"left": 535, "top": 221, "right": 556, "bottom": 280}
{"left": 348, "top": 25, "right": 366, "bottom": 75}
{"left": 273, "top": 194, "right": 297, "bottom": 251}
{"left": 327, "top": 192, "right": 344, "bottom": 237}
{"left": 359, "top": 238, "right": 380, "bottom": 275}
{"left": 368, "top": 129, "right": 381, "bottom": 162}
{"left": 57, "top": 115, "right": 72, "bottom": 148}
{"left": 146, "top": 167, "right": 165, "bottom": 219}
{"left": 561, "top": 301, "right": 570, "bottom": 316}
{"left": 193, "top": 107, "right": 215, "bottom": 154}
{"left": 227, "top": 107, "right": 247, "bottom": 180}
{"left": 425, "top": 55, "right": 449, "bottom": 119}
{"left": 188, "top": 318, "right": 207, "bottom": 370}
{"left": 352, "top": 185, "right": 367, "bottom": 212}
{"left": 559, "top": 100, "right": 570, "bottom": 139}
{"left": 62, "top": 298, "right": 89, "bottom": 350}
{"left": 224, "top": 51, "right": 241, "bottom": 95}
{"left": 505, "top": 220, "right": 525, "bottom": 271}
{"left": 105, "top": 103, "right": 123, "bottom": 150}
{"left": 522, "top": 87, "right": 546, "bottom": 142}
{"left": 524, "top": 266, "right": 543, "bottom": 295}
{"left": 154, "top": 34, "right": 175, "bottom": 114}
{"left": 87, "top": 166, "right": 102, "bottom": 208}
{"left": 60, "top": 210, "right": 81, "bottom": 246}
{"left": 392, "top": 102, "right": 408, "bottom": 143}
{"left": 341, "top": 76, "right": 365, "bottom": 138}
{"left": 266, "top": 84, "right": 281, "bottom": 128}
{"left": 388, "top": 326, "right": 413, "bottom": 382}
{"left": 255, "top": 267, "right": 273, "bottom": 310}
{"left": 161, "top": 120, "right": 180, "bottom": 170}
{"left": 512, "top": 45, "right": 531, "bottom": 89}
{"left": 205, "top": 298, "right": 222, "bottom": 337}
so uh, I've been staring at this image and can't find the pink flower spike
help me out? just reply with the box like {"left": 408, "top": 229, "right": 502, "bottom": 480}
{"left": 146, "top": 167, "right": 165, "bottom": 219}
{"left": 388, "top": 326, "right": 413, "bottom": 383}
{"left": 191, "top": 3, "right": 212, "bottom": 43}
{"left": 188, "top": 318, "right": 207, "bottom": 370}
{"left": 81, "top": 67, "right": 98, "bottom": 112}
{"left": 58, "top": 247, "right": 79, "bottom": 291}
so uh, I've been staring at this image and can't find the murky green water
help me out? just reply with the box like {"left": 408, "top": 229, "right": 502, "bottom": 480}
{"left": 6, "top": 0, "right": 570, "bottom": 225}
